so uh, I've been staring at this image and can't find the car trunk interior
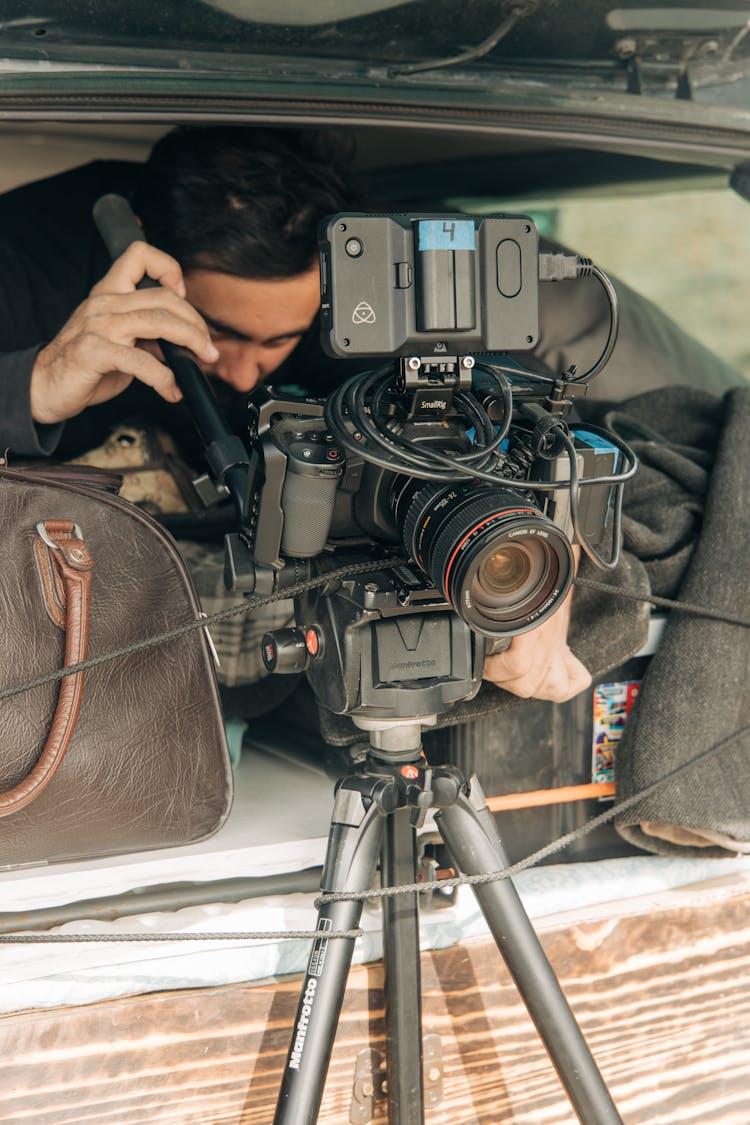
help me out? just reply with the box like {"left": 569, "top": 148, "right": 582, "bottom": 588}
{"left": 0, "top": 104, "right": 747, "bottom": 915}
{"left": 2, "top": 108, "right": 750, "bottom": 1124}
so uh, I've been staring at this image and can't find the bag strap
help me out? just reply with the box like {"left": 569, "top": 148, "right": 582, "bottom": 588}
{"left": 0, "top": 521, "right": 94, "bottom": 817}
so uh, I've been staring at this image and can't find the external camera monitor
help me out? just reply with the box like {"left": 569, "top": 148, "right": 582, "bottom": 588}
{"left": 319, "top": 213, "right": 540, "bottom": 357}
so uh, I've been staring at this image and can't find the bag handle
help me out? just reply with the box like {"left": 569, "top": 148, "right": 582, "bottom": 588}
{"left": 0, "top": 521, "right": 94, "bottom": 817}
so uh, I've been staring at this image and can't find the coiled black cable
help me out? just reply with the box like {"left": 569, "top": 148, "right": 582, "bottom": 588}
{"left": 565, "top": 262, "right": 620, "bottom": 385}
{"left": 323, "top": 358, "right": 637, "bottom": 572}
{"left": 323, "top": 361, "right": 514, "bottom": 483}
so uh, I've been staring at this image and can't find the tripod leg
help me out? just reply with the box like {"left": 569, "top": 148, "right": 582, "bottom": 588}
{"left": 382, "top": 805, "right": 424, "bottom": 1123}
{"left": 274, "top": 780, "right": 387, "bottom": 1125}
{"left": 436, "top": 777, "right": 622, "bottom": 1125}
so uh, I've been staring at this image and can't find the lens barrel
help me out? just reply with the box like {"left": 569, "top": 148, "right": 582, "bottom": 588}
{"left": 398, "top": 482, "right": 574, "bottom": 638}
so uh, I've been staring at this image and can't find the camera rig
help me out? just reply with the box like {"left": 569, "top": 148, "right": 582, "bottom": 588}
{"left": 94, "top": 201, "right": 636, "bottom": 726}
{"left": 211, "top": 215, "right": 636, "bottom": 723}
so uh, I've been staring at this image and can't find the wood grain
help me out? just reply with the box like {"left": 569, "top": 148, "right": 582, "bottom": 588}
{"left": 0, "top": 888, "right": 749, "bottom": 1123}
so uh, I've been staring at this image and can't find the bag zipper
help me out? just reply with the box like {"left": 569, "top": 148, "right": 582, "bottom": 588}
{"left": 13, "top": 463, "right": 123, "bottom": 493}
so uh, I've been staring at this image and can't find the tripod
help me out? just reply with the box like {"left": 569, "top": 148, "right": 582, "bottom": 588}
{"left": 273, "top": 717, "right": 622, "bottom": 1124}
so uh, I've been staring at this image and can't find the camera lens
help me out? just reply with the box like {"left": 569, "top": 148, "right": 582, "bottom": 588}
{"left": 479, "top": 544, "right": 534, "bottom": 596}
{"left": 399, "top": 482, "right": 574, "bottom": 638}
{"left": 468, "top": 535, "right": 557, "bottom": 622}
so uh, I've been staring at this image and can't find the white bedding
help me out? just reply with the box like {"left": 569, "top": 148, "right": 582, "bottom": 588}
{"left": 0, "top": 735, "right": 747, "bottom": 1015}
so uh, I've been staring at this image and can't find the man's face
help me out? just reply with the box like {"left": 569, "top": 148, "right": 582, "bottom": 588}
{"left": 184, "top": 264, "right": 321, "bottom": 394}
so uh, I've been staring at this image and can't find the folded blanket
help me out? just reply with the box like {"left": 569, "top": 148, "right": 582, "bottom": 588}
{"left": 605, "top": 386, "right": 750, "bottom": 856}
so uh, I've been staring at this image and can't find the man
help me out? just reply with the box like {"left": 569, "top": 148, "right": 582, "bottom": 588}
{"left": 2, "top": 126, "right": 354, "bottom": 458}
{"left": 2, "top": 125, "right": 737, "bottom": 707}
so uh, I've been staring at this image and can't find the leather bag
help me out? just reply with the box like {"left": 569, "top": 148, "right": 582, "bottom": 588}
{"left": 0, "top": 464, "right": 233, "bottom": 868}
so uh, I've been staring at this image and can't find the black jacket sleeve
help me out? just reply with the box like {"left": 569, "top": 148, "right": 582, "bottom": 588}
{"left": 0, "top": 160, "right": 139, "bottom": 458}
{"left": 0, "top": 345, "right": 63, "bottom": 456}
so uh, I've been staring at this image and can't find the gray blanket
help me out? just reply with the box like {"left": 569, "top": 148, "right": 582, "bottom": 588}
{"left": 599, "top": 386, "right": 750, "bottom": 856}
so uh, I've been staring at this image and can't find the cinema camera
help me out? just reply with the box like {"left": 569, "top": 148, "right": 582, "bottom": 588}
{"left": 222, "top": 213, "right": 635, "bottom": 725}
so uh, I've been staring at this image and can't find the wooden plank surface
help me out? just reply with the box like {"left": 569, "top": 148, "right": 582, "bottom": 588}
{"left": 0, "top": 886, "right": 749, "bottom": 1123}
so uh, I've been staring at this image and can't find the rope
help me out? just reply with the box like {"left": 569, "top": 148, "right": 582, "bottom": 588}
{"left": 0, "top": 929, "right": 361, "bottom": 944}
{"left": 0, "top": 558, "right": 406, "bottom": 703}
{"left": 574, "top": 576, "right": 750, "bottom": 630}
{"left": 2, "top": 564, "right": 748, "bottom": 944}
{"left": 316, "top": 721, "right": 750, "bottom": 906}
{"left": 3, "top": 565, "right": 747, "bottom": 706}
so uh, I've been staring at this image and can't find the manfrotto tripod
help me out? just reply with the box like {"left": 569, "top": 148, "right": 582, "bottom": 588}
{"left": 273, "top": 716, "right": 622, "bottom": 1125}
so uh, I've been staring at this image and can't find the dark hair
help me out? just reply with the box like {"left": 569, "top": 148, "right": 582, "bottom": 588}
{"left": 133, "top": 125, "right": 355, "bottom": 279}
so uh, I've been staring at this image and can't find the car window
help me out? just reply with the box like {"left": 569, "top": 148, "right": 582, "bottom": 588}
{"left": 552, "top": 187, "right": 750, "bottom": 381}
{"left": 447, "top": 182, "right": 750, "bottom": 381}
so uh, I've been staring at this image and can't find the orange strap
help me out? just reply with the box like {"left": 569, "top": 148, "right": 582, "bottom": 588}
{"left": 486, "top": 782, "right": 616, "bottom": 813}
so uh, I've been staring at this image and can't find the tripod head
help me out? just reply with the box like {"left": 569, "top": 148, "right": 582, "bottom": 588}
{"left": 262, "top": 559, "right": 485, "bottom": 730}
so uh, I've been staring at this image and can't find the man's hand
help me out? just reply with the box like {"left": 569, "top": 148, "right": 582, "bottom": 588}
{"left": 30, "top": 242, "right": 220, "bottom": 425}
{"left": 482, "top": 549, "right": 590, "bottom": 703}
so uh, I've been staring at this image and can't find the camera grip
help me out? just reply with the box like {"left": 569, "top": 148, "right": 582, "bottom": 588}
{"left": 268, "top": 422, "right": 345, "bottom": 558}
{"left": 281, "top": 462, "right": 341, "bottom": 557}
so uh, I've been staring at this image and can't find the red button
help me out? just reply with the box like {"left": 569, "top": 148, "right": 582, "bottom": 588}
{"left": 305, "top": 628, "right": 319, "bottom": 656}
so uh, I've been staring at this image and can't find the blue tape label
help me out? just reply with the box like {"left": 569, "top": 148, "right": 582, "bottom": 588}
{"left": 417, "top": 219, "right": 475, "bottom": 251}
{"left": 572, "top": 427, "right": 618, "bottom": 454}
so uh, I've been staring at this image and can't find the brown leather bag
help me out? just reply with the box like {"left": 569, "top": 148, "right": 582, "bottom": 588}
{"left": 0, "top": 464, "right": 233, "bottom": 868}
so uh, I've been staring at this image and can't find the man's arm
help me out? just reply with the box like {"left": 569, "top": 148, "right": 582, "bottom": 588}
{"left": 0, "top": 345, "right": 62, "bottom": 456}
{"left": 28, "top": 242, "right": 219, "bottom": 429}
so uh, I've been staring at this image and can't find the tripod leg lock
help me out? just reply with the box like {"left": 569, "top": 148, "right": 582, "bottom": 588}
{"left": 333, "top": 774, "right": 400, "bottom": 819}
